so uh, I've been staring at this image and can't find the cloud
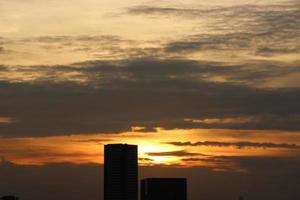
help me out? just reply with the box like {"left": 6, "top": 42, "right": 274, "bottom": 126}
{"left": 73, "top": 139, "right": 113, "bottom": 143}
{"left": 0, "top": 57, "right": 300, "bottom": 137}
{"left": 0, "top": 35, "right": 157, "bottom": 66}
{"left": 0, "top": 65, "right": 7, "bottom": 71}
{"left": 146, "top": 150, "right": 201, "bottom": 157}
{"left": 127, "top": 6, "right": 203, "bottom": 17}
{"left": 167, "top": 141, "right": 300, "bottom": 149}
{"left": 182, "top": 115, "right": 300, "bottom": 130}
{"left": 131, "top": 126, "right": 157, "bottom": 132}
{"left": 139, "top": 157, "right": 154, "bottom": 162}
{"left": 181, "top": 154, "right": 300, "bottom": 173}
{"left": 154, "top": 3, "right": 300, "bottom": 58}
{"left": 18, "top": 35, "right": 126, "bottom": 44}
{"left": 0, "top": 116, "right": 15, "bottom": 124}
{"left": 184, "top": 117, "right": 257, "bottom": 124}
{"left": 164, "top": 32, "right": 300, "bottom": 58}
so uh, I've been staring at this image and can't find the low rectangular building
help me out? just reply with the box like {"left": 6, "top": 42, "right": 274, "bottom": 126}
{"left": 141, "top": 178, "right": 187, "bottom": 200}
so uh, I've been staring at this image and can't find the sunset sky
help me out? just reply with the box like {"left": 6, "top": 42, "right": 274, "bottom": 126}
{"left": 0, "top": 0, "right": 300, "bottom": 199}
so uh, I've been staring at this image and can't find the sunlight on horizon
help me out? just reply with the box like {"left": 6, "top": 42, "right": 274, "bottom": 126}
{"left": 1, "top": 128, "right": 299, "bottom": 171}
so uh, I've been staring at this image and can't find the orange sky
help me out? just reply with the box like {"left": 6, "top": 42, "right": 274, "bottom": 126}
{"left": 1, "top": 128, "right": 299, "bottom": 172}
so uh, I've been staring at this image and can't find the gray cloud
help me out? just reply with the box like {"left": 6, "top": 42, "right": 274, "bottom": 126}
{"left": 167, "top": 141, "right": 300, "bottom": 149}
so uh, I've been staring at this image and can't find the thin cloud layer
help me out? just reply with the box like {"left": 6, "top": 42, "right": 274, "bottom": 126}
{"left": 146, "top": 150, "right": 201, "bottom": 157}
{"left": 167, "top": 141, "right": 300, "bottom": 149}
{"left": 127, "top": 2, "right": 300, "bottom": 63}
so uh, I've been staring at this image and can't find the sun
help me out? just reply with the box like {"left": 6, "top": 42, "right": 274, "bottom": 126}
{"left": 138, "top": 144, "right": 180, "bottom": 165}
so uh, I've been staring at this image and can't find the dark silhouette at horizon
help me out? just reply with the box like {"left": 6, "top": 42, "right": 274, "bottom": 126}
{"left": 1, "top": 196, "right": 19, "bottom": 200}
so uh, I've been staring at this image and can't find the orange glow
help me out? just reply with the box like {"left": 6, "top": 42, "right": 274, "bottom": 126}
{"left": 0, "top": 128, "right": 299, "bottom": 171}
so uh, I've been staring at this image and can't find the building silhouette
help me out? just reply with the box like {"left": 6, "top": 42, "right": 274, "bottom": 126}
{"left": 141, "top": 178, "right": 187, "bottom": 200}
{"left": 104, "top": 144, "right": 138, "bottom": 200}
{"left": 1, "top": 196, "right": 19, "bottom": 200}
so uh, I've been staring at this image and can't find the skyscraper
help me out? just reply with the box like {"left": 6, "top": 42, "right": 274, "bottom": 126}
{"left": 104, "top": 144, "right": 138, "bottom": 200}
{"left": 141, "top": 178, "right": 187, "bottom": 200}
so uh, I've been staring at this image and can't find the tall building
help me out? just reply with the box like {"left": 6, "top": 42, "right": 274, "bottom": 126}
{"left": 141, "top": 178, "right": 187, "bottom": 200}
{"left": 104, "top": 144, "right": 138, "bottom": 200}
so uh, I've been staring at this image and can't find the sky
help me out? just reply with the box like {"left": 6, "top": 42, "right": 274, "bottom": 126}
{"left": 0, "top": 0, "right": 300, "bottom": 199}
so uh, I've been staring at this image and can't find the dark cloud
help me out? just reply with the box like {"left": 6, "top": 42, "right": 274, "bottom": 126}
{"left": 1, "top": 57, "right": 300, "bottom": 137}
{"left": 146, "top": 150, "right": 200, "bottom": 157}
{"left": 19, "top": 58, "right": 300, "bottom": 88}
{"left": 167, "top": 141, "right": 300, "bottom": 149}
